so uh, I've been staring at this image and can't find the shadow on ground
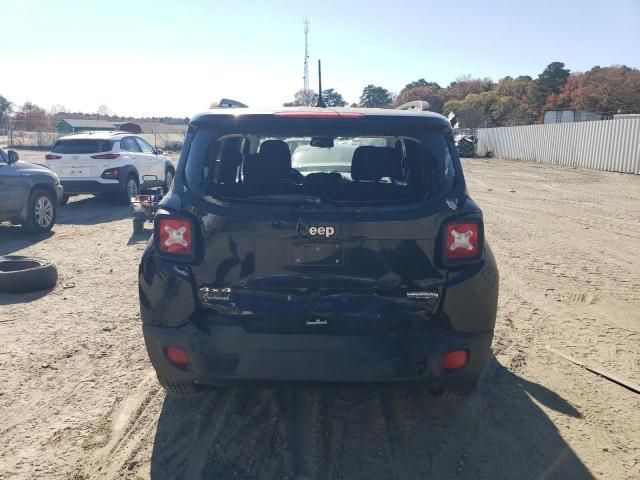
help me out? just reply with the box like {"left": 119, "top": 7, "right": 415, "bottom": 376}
{"left": 149, "top": 357, "right": 592, "bottom": 480}
{"left": 0, "top": 287, "right": 54, "bottom": 306}
{"left": 0, "top": 196, "right": 129, "bottom": 255}
{"left": 128, "top": 228, "right": 153, "bottom": 245}
{"left": 0, "top": 226, "right": 53, "bottom": 256}
{"left": 56, "top": 195, "right": 130, "bottom": 225}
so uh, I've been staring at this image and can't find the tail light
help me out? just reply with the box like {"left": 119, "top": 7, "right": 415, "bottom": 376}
{"left": 45, "top": 154, "right": 61, "bottom": 160}
{"left": 443, "top": 220, "right": 482, "bottom": 263}
{"left": 165, "top": 346, "right": 190, "bottom": 367}
{"left": 155, "top": 216, "right": 195, "bottom": 260}
{"left": 91, "top": 153, "right": 120, "bottom": 159}
{"left": 443, "top": 350, "right": 468, "bottom": 370}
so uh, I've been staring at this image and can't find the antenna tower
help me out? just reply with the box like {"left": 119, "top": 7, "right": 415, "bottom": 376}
{"left": 303, "top": 17, "right": 310, "bottom": 104}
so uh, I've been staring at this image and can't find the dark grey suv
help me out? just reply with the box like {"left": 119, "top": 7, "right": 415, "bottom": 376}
{"left": 0, "top": 148, "right": 63, "bottom": 232}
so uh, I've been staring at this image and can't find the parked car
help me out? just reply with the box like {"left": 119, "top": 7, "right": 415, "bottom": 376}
{"left": 44, "top": 131, "right": 175, "bottom": 203}
{"left": 138, "top": 107, "right": 499, "bottom": 398}
{"left": 0, "top": 148, "right": 63, "bottom": 232}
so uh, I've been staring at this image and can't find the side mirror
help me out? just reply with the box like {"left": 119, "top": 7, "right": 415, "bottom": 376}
{"left": 155, "top": 148, "right": 164, "bottom": 155}
{"left": 7, "top": 150, "right": 19, "bottom": 164}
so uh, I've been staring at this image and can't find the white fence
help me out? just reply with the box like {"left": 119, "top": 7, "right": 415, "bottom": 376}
{"left": 476, "top": 119, "right": 640, "bottom": 175}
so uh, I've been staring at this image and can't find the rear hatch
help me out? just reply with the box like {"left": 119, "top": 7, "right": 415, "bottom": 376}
{"left": 46, "top": 138, "right": 115, "bottom": 178}
{"left": 178, "top": 112, "right": 462, "bottom": 334}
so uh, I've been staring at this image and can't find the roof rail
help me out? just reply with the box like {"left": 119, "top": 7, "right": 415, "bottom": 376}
{"left": 216, "top": 98, "right": 248, "bottom": 109}
{"left": 396, "top": 100, "right": 430, "bottom": 112}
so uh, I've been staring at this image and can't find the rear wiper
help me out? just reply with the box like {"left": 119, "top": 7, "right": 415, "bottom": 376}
{"left": 245, "top": 194, "right": 327, "bottom": 205}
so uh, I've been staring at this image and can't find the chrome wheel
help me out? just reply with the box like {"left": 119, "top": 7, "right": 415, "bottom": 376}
{"left": 126, "top": 178, "right": 138, "bottom": 198}
{"left": 165, "top": 170, "right": 174, "bottom": 191}
{"left": 34, "top": 195, "right": 54, "bottom": 228}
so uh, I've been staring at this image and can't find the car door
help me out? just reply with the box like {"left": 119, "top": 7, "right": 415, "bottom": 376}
{"left": 0, "top": 150, "right": 27, "bottom": 216}
{"left": 119, "top": 136, "right": 145, "bottom": 178}
{"left": 134, "top": 137, "right": 164, "bottom": 182}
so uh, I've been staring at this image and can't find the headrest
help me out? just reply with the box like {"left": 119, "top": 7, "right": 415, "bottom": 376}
{"left": 259, "top": 140, "right": 291, "bottom": 167}
{"left": 351, "top": 146, "right": 402, "bottom": 181}
{"left": 243, "top": 151, "right": 288, "bottom": 184}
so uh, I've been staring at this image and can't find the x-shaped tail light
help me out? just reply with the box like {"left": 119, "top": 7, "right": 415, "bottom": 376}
{"left": 449, "top": 229, "right": 474, "bottom": 251}
{"left": 157, "top": 218, "right": 193, "bottom": 256}
{"left": 445, "top": 222, "right": 480, "bottom": 260}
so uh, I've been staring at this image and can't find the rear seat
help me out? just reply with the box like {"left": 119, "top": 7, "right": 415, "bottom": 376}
{"left": 345, "top": 146, "right": 408, "bottom": 201}
{"left": 241, "top": 140, "right": 293, "bottom": 195}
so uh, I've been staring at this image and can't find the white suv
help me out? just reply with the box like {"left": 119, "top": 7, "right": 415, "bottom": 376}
{"left": 45, "top": 131, "right": 175, "bottom": 203}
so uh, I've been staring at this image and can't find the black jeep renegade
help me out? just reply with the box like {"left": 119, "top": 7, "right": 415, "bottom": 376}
{"left": 138, "top": 107, "right": 499, "bottom": 397}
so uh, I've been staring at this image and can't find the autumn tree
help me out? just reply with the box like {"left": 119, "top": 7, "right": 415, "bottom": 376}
{"left": 444, "top": 76, "right": 493, "bottom": 102}
{"left": 359, "top": 85, "right": 392, "bottom": 108}
{"left": 545, "top": 66, "right": 640, "bottom": 114}
{"left": 394, "top": 86, "right": 444, "bottom": 113}
{"left": 15, "top": 102, "right": 51, "bottom": 131}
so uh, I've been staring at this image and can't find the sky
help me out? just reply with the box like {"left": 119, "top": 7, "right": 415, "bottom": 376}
{"left": 1, "top": 0, "right": 639, "bottom": 118}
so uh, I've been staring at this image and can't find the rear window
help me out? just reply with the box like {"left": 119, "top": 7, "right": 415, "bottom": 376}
{"left": 52, "top": 139, "right": 113, "bottom": 154}
{"left": 184, "top": 117, "right": 455, "bottom": 206}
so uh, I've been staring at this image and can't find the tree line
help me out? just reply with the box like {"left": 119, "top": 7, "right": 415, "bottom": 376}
{"left": 0, "top": 99, "right": 189, "bottom": 133}
{"left": 2, "top": 62, "right": 639, "bottom": 133}
{"left": 283, "top": 62, "right": 640, "bottom": 128}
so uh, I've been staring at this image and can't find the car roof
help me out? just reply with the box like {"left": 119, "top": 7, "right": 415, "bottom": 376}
{"left": 57, "top": 131, "right": 135, "bottom": 141}
{"left": 191, "top": 106, "right": 451, "bottom": 126}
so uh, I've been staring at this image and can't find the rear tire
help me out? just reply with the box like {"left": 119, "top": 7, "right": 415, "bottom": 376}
{"left": 24, "top": 188, "right": 56, "bottom": 233}
{"left": 122, "top": 175, "right": 139, "bottom": 204}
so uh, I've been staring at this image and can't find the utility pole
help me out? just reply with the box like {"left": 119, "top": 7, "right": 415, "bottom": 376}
{"left": 303, "top": 17, "right": 310, "bottom": 105}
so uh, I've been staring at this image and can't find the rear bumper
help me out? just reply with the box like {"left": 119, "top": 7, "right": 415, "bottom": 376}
{"left": 143, "top": 320, "right": 493, "bottom": 386}
{"left": 60, "top": 178, "right": 121, "bottom": 194}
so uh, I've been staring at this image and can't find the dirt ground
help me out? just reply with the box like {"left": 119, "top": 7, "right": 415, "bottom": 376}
{"left": 1, "top": 155, "right": 639, "bottom": 480}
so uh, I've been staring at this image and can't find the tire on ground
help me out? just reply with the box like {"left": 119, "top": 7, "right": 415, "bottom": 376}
{"left": 0, "top": 256, "right": 58, "bottom": 294}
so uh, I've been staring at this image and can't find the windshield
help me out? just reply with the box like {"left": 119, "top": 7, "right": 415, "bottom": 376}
{"left": 184, "top": 119, "right": 455, "bottom": 205}
{"left": 51, "top": 139, "right": 113, "bottom": 154}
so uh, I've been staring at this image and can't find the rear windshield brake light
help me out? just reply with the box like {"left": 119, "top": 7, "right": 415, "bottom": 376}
{"left": 273, "top": 112, "right": 365, "bottom": 119}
